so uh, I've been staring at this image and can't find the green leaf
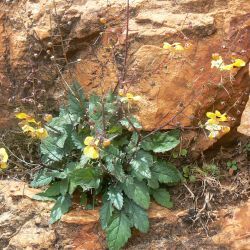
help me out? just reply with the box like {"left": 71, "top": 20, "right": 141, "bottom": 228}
{"left": 32, "top": 194, "right": 56, "bottom": 201}
{"left": 103, "top": 146, "right": 126, "bottom": 182}
{"left": 122, "top": 178, "right": 150, "bottom": 209}
{"left": 152, "top": 188, "right": 173, "bottom": 208}
{"left": 50, "top": 194, "right": 72, "bottom": 224}
{"left": 71, "top": 131, "right": 84, "bottom": 149}
{"left": 67, "top": 82, "right": 86, "bottom": 116}
{"left": 69, "top": 168, "right": 100, "bottom": 194}
{"left": 124, "top": 198, "right": 149, "bottom": 233}
{"left": 79, "top": 193, "right": 87, "bottom": 205}
{"left": 152, "top": 159, "right": 182, "bottom": 184}
{"left": 120, "top": 116, "right": 142, "bottom": 130}
{"left": 189, "top": 175, "right": 196, "bottom": 182}
{"left": 100, "top": 195, "right": 114, "bottom": 229}
{"left": 105, "top": 92, "right": 119, "bottom": 117}
{"left": 55, "top": 127, "right": 68, "bottom": 148}
{"left": 130, "top": 150, "right": 153, "bottom": 180}
{"left": 112, "top": 136, "right": 129, "bottom": 147}
{"left": 40, "top": 136, "right": 65, "bottom": 164}
{"left": 147, "top": 174, "right": 159, "bottom": 189}
{"left": 231, "top": 165, "right": 238, "bottom": 170}
{"left": 172, "top": 152, "right": 179, "bottom": 159}
{"left": 180, "top": 149, "right": 188, "bottom": 157}
{"left": 141, "top": 130, "right": 180, "bottom": 153}
{"left": 106, "top": 211, "right": 131, "bottom": 250}
{"left": 42, "top": 182, "right": 61, "bottom": 197}
{"left": 107, "top": 125, "right": 123, "bottom": 135}
{"left": 108, "top": 187, "right": 123, "bottom": 210}
{"left": 127, "top": 132, "right": 139, "bottom": 150}
{"left": 59, "top": 178, "right": 69, "bottom": 195}
{"left": 88, "top": 94, "right": 102, "bottom": 122}
{"left": 31, "top": 169, "right": 53, "bottom": 188}
{"left": 79, "top": 155, "right": 89, "bottom": 166}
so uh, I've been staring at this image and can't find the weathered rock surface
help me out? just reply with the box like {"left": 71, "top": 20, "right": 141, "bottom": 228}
{"left": 0, "top": 180, "right": 178, "bottom": 250}
{"left": 0, "top": 0, "right": 250, "bottom": 148}
{"left": 237, "top": 63, "right": 250, "bottom": 137}
{"left": 238, "top": 95, "right": 250, "bottom": 136}
{"left": 1, "top": 180, "right": 249, "bottom": 250}
{"left": 212, "top": 199, "right": 250, "bottom": 249}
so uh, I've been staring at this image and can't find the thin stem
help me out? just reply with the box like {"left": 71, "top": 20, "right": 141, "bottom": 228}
{"left": 113, "top": 0, "right": 130, "bottom": 92}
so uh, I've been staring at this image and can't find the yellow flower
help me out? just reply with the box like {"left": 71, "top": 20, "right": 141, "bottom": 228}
{"left": 208, "top": 130, "right": 220, "bottom": 139}
{"left": 211, "top": 55, "right": 224, "bottom": 69}
{"left": 221, "top": 126, "right": 230, "bottom": 134}
{"left": 172, "top": 42, "right": 184, "bottom": 51}
{"left": 34, "top": 128, "right": 48, "bottom": 140}
{"left": 22, "top": 124, "right": 35, "bottom": 134}
{"left": 0, "top": 148, "right": 8, "bottom": 169}
{"left": 220, "top": 64, "right": 234, "bottom": 71}
{"left": 232, "top": 59, "right": 246, "bottom": 68}
{"left": 118, "top": 89, "right": 125, "bottom": 97}
{"left": 121, "top": 93, "right": 141, "bottom": 103}
{"left": 206, "top": 110, "right": 228, "bottom": 124}
{"left": 21, "top": 125, "right": 48, "bottom": 140}
{"left": 83, "top": 136, "right": 99, "bottom": 159}
{"left": 211, "top": 54, "right": 246, "bottom": 71}
{"left": 207, "top": 125, "right": 230, "bottom": 139}
{"left": 43, "top": 114, "right": 53, "bottom": 122}
{"left": 211, "top": 53, "right": 221, "bottom": 60}
{"left": 15, "top": 112, "right": 40, "bottom": 125}
{"left": 205, "top": 123, "right": 222, "bottom": 131}
{"left": 103, "top": 139, "right": 111, "bottom": 148}
{"left": 163, "top": 42, "right": 185, "bottom": 51}
{"left": 205, "top": 113, "right": 230, "bottom": 139}
{"left": 163, "top": 42, "right": 172, "bottom": 49}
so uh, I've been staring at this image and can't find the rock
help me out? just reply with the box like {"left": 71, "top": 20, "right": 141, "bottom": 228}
{"left": 238, "top": 96, "right": 250, "bottom": 136}
{"left": 212, "top": 199, "right": 250, "bottom": 250}
{"left": 8, "top": 220, "right": 57, "bottom": 250}
{"left": 237, "top": 63, "right": 250, "bottom": 137}
{"left": 1, "top": 180, "right": 250, "bottom": 249}
{"left": 0, "top": 180, "right": 178, "bottom": 250}
{"left": 135, "top": 11, "right": 215, "bottom": 37}
{"left": 0, "top": 0, "right": 250, "bottom": 153}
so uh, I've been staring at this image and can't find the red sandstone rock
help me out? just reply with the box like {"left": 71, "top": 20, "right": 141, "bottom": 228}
{"left": 0, "top": 0, "right": 249, "bottom": 146}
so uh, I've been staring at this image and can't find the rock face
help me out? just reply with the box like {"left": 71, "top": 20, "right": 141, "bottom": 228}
{"left": 0, "top": 0, "right": 249, "bottom": 142}
{"left": 238, "top": 64, "right": 250, "bottom": 137}
{"left": 0, "top": 180, "right": 177, "bottom": 250}
{"left": 212, "top": 199, "right": 250, "bottom": 249}
{"left": 1, "top": 180, "right": 249, "bottom": 250}
{"left": 238, "top": 96, "right": 250, "bottom": 136}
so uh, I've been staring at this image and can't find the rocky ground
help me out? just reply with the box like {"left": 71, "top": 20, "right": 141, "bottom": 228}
{"left": 0, "top": 134, "right": 249, "bottom": 250}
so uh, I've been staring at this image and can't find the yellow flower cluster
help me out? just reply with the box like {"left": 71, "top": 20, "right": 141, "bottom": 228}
{"left": 0, "top": 148, "right": 8, "bottom": 169}
{"left": 16, "top": 112, "right": 49, "bottom": 140}
{"left": 211, "top": 54, "right": 246, "bottom": 71}
{"left": 205, "top": 110, "right": 230, "bottom": 139}
{"left": 118, "top": 89, "right": 141, "bottom": 103}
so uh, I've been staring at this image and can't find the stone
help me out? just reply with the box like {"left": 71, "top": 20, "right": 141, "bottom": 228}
{"left": 8, "top": 220, "right": 57, "bottom": 250}
{"left": 0, "top": 0, "right": 250, "bottom": 153}
{"left": 1, "top": 180, "right": 250, "bottom": 249}
{"left": 237, "top": 62, "right": 250, "bottom": 137}
{"left": 238, "top": 95, "right": 250, "bottom": 136}
{"left": 212, "top": 199, "right": 250, "bottom": 250}
{"left": 0, "top": 180, "right": 178, "bottom": 250}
